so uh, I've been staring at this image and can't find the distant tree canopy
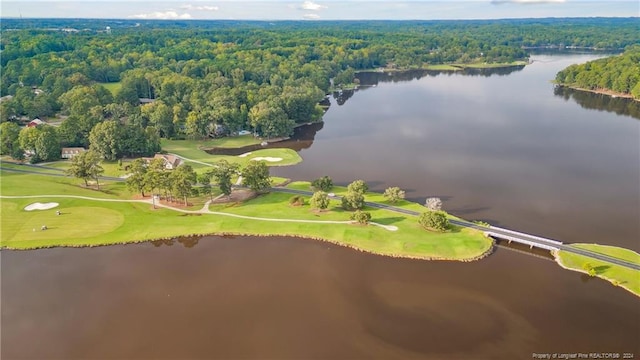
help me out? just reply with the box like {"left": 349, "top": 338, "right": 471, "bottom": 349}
{"left": 555, "top": 45, "right": 640, "bottom": 100}
{"left": 1, "top": 18, "right": 638, "bottom": 162}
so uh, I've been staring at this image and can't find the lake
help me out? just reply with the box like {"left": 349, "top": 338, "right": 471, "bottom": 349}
{"left": 2, "top": 53, "right": 639, "bottom": 359}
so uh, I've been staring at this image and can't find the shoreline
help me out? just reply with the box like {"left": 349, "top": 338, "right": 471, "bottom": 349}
{"left": 552, "top": 249, "right": 640, "bottom": 298}
{"left": 555, "top": 84, "right": 639, "bottom": 102}
{"left": 0, "top": 188, "right": 495, "bottom": 261}
{"left": 0, "top": 230, "right": 496, "bottom": 263}
{"left": 356, "top": 61, "right": 529, "bottom": 74}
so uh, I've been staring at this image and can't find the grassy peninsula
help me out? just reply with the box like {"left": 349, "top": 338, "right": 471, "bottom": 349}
{"left": 0, "top": 170, "right": 494, "bottom": 261}
{"left": 555, "top": 244, "right": 640, "bottom": 297}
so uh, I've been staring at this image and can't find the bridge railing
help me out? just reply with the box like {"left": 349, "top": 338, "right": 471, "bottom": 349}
{"left": 484, "top": 231, "right": 560, "bottom": 251}
{"left": 488, "top": 226, "right": 564, "bottom": 246}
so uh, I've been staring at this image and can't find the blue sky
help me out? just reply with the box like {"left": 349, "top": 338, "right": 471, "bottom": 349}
{"left": 1, "top": 1, "right": 638, "bottom": 20}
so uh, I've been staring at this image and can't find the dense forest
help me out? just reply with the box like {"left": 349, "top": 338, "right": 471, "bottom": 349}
{"left": 1, "top": 18, "right": 638, "bottom": 162}
{"left": 555, "top": 45, "right": 640, "bottom": 100}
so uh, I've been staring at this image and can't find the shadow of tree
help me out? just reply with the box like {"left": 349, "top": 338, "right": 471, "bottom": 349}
{"left": 373, "top": 217, "right": 404, "bottom": 225}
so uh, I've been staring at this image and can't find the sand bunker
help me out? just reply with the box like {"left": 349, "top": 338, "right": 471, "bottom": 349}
{"left": 24, "top": 202, "right": 59, "bottom": 211}
{"left": 238, "top": 152, "right": 252, "bottom": 157}
{"left": 250, "top": 157, "right": 282, "bottom": 162}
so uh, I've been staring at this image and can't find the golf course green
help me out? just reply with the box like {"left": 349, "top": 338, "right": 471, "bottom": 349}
{"left": 0, "top": 169, "right": 494, "bottom": 261}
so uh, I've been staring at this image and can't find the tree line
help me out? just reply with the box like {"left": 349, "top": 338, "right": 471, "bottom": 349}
{"left": 555, "top": 45, "right": 640, "bottom": 100}
{"left": 2, "top": 19, "right": 637, "bottom": 162}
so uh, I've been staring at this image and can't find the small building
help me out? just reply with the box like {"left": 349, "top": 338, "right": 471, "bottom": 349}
{"left": 61, "top": 147, "right": 86, "bottom": 159}
{"left": 27, "top": 118, "right": 45, "bottom": 127}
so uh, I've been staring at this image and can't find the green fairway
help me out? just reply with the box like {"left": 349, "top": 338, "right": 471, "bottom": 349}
{"left": 2, "top": 202, "right": 125, "bottom": 243}
{"left": 1, "top": 170, "right": 493, "bottom": 261}
{"left": 98, "top": 82, "right": 122, "bottom": 95}
{"left": 555, "top": 244, "right": 640, "bottom": 297}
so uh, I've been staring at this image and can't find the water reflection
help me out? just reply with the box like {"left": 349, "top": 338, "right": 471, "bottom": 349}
{"left": 205, "top": 121, "right": 324, "bottom": 155}
{"left": 332, "top": 89, "right": 355, "bottom": 105}
{"left": 356, "top": 65, "right": 525, "bottom": 86}
{"left": 150, "top": 236, "right": 200, "bottom": 248}
{"left": 554, "top": 86, "right": 640, "bottom": 120}
{"left": 329, "top": 65, "right": 527, "bottom": 106}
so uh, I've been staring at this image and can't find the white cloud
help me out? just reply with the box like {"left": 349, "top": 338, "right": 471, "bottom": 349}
{"left": 302, "top": 13, "right": 321, "bottom": 19}
{"left": 491, "top": 0, "right": 566, "bottom": 4}
{"left": 129, "top": 11, "right": 192, "bottom": 20}
{"left": 301, "top": 1, "right": 327, "bottom": 11}
{"left": 180, "top": 4, "right": 219, "bottom": 12}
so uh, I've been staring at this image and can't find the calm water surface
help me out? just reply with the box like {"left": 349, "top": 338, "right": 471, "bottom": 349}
{"left": 2, "top": 54, "right": 639, "bottom": 359}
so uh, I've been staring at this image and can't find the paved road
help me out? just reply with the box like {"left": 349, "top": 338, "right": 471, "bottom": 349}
{"left": 271, "top": 187, "right": 640, "bottom": 271}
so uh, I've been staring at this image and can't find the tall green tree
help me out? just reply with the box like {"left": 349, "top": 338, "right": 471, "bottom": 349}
{"left": 170, "top": 164, "right": 197, "bottom": 206}
{"left": 211, "top": 159, "right": 240, "bottom": 196}
{"left": 89, "top": 121, "right": 122, "bottom": 161}
{"left": 126, "top": 158, "right": 148, "bottom": 196}
{"left": 249, "top": 101, "right": 295, "bottom": 139}
{"left": 241, "top": 161, "right": 271, "bottom": 193}
{"left": 0, "top": 122, "right": 21, "bottom": 155}
{"left": 18, "top": 125, "right": 60, "bottom": 163}
{"left": 144, "top": 158, "right": 167, "bottom": 199}
{"left": 66, "top": 150, "right": 104, "bottom": 188}
{"left": 198, "top": 172, "right": 214, "bottom": 201}
{"left": 34, "top": 125, "right": 60, "bottom": 162}
{"left": 18, "top": 126, "right": 40, "bottom": 156}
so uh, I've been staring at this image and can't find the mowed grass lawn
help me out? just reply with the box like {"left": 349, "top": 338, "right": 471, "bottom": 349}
{"left": 41, "top": 159, "right": 132, "bottom": 177}
{"left": 161, "top": 139, "right": 302, "bottom": 167}
{"left": 556, "top": 244, "right": 640, "bottom": 297}
{"left": 1, "top": 170, "right": 493, "bottom": 260}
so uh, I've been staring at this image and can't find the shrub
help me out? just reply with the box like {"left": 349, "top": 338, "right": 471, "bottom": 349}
{"left": 311, "top": 176, "right": 333, "bottom": 192}
{"left": 289, "top": 195, "right": 305, "bottom": 206}
{"left": 350, "top": 210, "right": 371, "bottom": 224}
{"left": 347, "top": 179, "right": 368, "bottom": 195}
{"left": 418, "top": 211, "right": 449, "bottom": 232}
{"left": 425, "top": 197, "right": 443, "bottom": 211}
{"left": 310, "top": 191, "right": 330, "bottom": 210}
{"left": 342, "top": 191, "right": 364, "bottom": 210}
{"left": 383, "top": 186, "right": 405, "bottom": 203}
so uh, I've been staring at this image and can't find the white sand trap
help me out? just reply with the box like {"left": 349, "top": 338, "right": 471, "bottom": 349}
{"left": 24, "top": 202, "right": 59, "bottom": 211}
{"left": 238, "top": 152, "right": 252, "bottom": 157}
{"left": 371, "top": 222, "right": 399, "bottom": 231}
{"left": 250, "top": 157, "right": 282, "bottom": 162}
